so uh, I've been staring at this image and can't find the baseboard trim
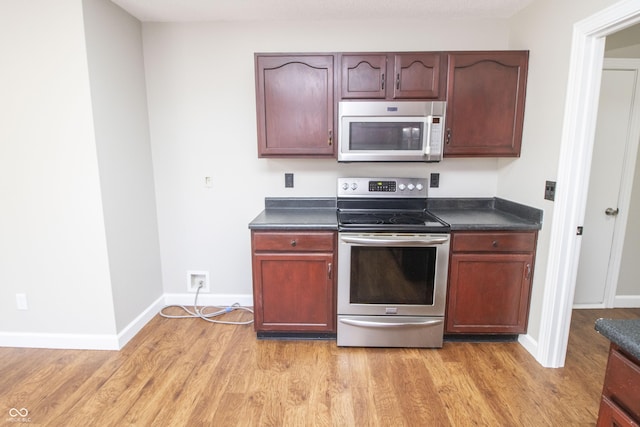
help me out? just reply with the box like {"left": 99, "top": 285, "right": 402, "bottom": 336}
{"left": 0, "top": 295, "right": 166, "bottom": 351}
{"left": 518, "top": 333, "right": 538, "bottom": 359}
{"left": 117, "top": 295, "right": 166, "bottom": 349}
{"left": 614, "top": 295, "right": 640, "bottom": 308}
{"left": 0, "top": 331, "right": 120, "bottom": 351}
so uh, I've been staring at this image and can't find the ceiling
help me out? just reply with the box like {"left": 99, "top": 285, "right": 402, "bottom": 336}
{"left": 111, "top": 0, "right": 537, "bottom": 22}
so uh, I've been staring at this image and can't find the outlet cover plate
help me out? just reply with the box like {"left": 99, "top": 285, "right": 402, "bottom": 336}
{"left": 545, "top": 180, "right": 556, "bottom": 201}
{"left": 430, "top": 173, "right": 440, "bottom": 188}
{"left": 285, "top": 173, "right": 294, "bottom": 188}
{"left": 187, "top": 271, "right": 210, "bottom": 293}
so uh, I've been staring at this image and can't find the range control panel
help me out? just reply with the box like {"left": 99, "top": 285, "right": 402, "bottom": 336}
{"left": 338, "top": 177, "right": 428, "bottom": 198}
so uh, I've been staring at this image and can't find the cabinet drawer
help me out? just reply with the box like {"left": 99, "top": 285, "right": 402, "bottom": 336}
{"left": 602, "top": 347, "right": 640, "bottom": 421}
{"left": 452, "top": 232, "right": 536, "bottom": 253}
{"left": 597, "top": 396, "right": 640, "bottom": 427}
{"left": 252, "top": 231, "right": 335, "bottom": 252}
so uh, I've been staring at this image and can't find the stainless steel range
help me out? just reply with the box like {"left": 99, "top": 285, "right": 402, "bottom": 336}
{"left": 337, "top": 177, "right": 450, "bottom": 348}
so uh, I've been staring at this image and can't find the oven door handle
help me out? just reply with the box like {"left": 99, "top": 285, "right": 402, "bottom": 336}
{"left": 339, "top": 318, "right": 443, "bottom": 328}
{"left": 340, "top": 235, "right": 449, "bottom": 246}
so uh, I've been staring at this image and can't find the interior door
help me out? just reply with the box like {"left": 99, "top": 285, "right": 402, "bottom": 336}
{"left": 574, "top": 62, "right": 639, "bottom": 306}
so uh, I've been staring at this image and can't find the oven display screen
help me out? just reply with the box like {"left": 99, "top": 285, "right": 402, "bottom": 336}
{"left": 369, "top": 181, "right": 396, "bottom": 192}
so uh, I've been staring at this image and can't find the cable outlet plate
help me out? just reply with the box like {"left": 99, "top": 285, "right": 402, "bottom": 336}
{"left": 187, "top": 271, "right": 210, "bottom": 293}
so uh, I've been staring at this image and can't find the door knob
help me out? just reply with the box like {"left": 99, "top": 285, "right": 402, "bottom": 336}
{"left": 605, "top": 207, "right": 619, "bottom": 216}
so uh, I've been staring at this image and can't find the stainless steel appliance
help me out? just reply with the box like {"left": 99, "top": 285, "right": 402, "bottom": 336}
{"left": 338, "top": 101, "right": 446, "bottom": 162}
{"left": 337, "top": 177, "right": 450, "bottom": 348}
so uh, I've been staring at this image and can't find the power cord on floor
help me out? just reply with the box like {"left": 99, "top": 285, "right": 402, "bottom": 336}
{"left": 160, "top": 283, "right": 254, "bottom": 325}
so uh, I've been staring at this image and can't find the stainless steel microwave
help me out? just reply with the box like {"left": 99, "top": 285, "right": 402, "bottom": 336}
{"left": 338, "top": 101, "right": 446, "bottom": 162}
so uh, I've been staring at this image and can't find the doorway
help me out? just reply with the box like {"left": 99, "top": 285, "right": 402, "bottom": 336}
{"left": 573, "top": 58, "right": 640, "bottom": 308}
{"left": 537, "top": 1, "right": 640, "bottom": 368}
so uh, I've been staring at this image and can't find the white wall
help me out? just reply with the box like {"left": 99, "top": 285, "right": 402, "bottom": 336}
{"left": 0, "top": 0, "right": 116, "bottom": 337}
{"left": 0, "top": 0, "right": 163, "bottom": 349}
{"left": 142, "top": 19, "right": 510, "bottom": 299}
{"left": 606, "top": 23, "right": 640, "bottom": 57}
{"left": 83, "top": 0, "right": 163, "bottom": 331}
{"left": 503, "top": 0, "right": 621, "bottom": 340}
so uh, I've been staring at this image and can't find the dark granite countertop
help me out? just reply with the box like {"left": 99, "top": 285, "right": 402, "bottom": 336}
{"left": 249, "top": 197, "right": 542, "bottom": 232}
{"left": 595, "top": 318, "right": 640, "bottom": 360}
{"left": 248, "top": 198, "right": 338, "bottom": 230}
{"left": 428, "top": 197, "right": 543, "bottom": 231}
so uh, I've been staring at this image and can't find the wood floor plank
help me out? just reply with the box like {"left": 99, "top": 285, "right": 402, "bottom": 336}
{"left": 0, "top": 308, "right": 638, "bottom": 426}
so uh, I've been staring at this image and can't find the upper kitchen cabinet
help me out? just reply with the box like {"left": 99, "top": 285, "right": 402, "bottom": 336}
{"left": 444, "top": 51, "right": 528, "bottom": 157}
{"left": 340, "top": 53, "right": 443, "bottom": 100}
{"left": 255, "top": 54, "right": 336, "bottom": 157}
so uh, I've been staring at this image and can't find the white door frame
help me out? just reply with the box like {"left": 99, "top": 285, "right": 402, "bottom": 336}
{"left": 537, "top": 0, "right": 640, "bottom": 368}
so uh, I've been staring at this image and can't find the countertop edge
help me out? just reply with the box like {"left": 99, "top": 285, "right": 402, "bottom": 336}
{"left": 249, "top": 196, "right": 542, "bottom": 231}
{"left": 595, "top": 318, "right": 640, "bottom": 361}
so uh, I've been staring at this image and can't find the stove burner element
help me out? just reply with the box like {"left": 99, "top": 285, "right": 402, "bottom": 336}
{"left": 388, "top": 213, "right": 427, "bottom": 225}
{"left": 340, "top": 214, "right": 386, "bottom": 225}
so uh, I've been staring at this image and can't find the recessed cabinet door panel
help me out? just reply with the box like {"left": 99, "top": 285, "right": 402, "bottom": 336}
{"left": 256, "top": 55, "right": 335, "bottom": 157}
{"left": 253, "top": 253, "right": 335, "bottom": 332}
{"left": 446, "top": 253, "right": 533, "bottom": 333}
{"left": 340, "top": 54, "right": 387, "bottom": 99}
{"left": 393, "top": 53, "right": 441, "bottom": 99}
{"left": 445, "top": 51, "right": 528, "bottom": 157}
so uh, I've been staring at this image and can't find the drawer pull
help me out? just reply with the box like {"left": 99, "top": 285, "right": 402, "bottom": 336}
{"left": 291, "top": 240, "right": 297, "bottom": 247}
{"left": 492, "top": 240, "right": 498, "bottom": 247}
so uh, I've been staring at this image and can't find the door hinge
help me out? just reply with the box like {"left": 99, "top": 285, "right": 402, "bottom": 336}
{"left": 576, "top": 226, "right": 583, "bottom": 235}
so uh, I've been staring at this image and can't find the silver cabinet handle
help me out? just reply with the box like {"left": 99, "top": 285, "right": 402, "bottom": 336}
{"left": 605, "top": 207, "right": 619, "bottom": 216}
{"left": 339, "top": 318, "right": 443, "bottom": 328}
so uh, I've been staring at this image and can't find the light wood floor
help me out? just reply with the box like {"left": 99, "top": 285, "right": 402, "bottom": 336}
{"left": 1, "top": 308, "right": 638, "bottom": 426}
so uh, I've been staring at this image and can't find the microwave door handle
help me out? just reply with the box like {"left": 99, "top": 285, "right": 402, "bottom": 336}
{"left": 425, "top": 115, "right": 433, "bottom": 158}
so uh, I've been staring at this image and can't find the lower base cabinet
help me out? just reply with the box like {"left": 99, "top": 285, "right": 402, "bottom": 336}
{"left": 445, "top": 231, "right": 537, "bottom": 334}
{"left": 597, "top": 344, "right": 640, "bottom": 426}
{"left": 251, "top": 231, "right": 336, "bottom": 333}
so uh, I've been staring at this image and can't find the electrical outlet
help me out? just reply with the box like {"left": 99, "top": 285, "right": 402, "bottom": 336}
{"left": 545, "top": 180, "right": 556, "bottom": 201}
{"left": 285, "top": 173, "right": 294, "bottom": 188}
{"left": 430, "top": 173, "right": 440, "bottom": 188}
{"left": 187, "top": 271, "right": 210, "bottom": 293}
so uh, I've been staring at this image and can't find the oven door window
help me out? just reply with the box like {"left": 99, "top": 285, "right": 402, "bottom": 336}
{"left": 349, "top": 121, "right": 425, "bottom": 151}
{"left": 350, "top": 246, "right": 436, "bottom": 305}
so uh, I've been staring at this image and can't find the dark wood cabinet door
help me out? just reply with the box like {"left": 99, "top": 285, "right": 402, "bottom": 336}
{"left": 340, "top": 54, "right": 387, "bottom": 99}
{"left": 444, "top": 51, "right": 528, "bottom": 157}
{"left": 255, "top": 55, "right": 335, "bottom": 157}
{"left": 446, "top": 252, "right": 533, "bottom": 334}
{"left": 392, "top": 53, "right": 441, "bottom": 99}
{"left": 597, "top": 396, "right": 640, "bottom": 427}
{"left": 601, "top": 347, "right": 640, "bottom": 421}
{"left": 252, "top": 253, "right": 336, "bottom": 332}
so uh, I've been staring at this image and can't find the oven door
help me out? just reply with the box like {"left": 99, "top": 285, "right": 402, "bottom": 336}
{"left": 337, "top": 233, "right": 450, "bottom": 317}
